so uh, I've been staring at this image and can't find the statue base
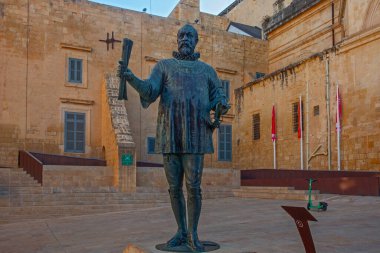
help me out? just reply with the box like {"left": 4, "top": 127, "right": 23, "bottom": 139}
{"left": 155, "top": 241, "right": 220, "bottom": 252}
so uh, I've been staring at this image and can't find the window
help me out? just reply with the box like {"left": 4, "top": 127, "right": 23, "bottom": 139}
{"left": 68, "top": 58, "right": 83, "bottom": 83}
{"left": 218, "top": 124, "right": 232, "bottom": 161}
{"left": 313, "top": 105, "right": 320, "bottom": 116}
{"left": 147, "top": 137, "right": 156, "bottom": 154}
{"left": 220, "top": 80, "right": 230, "bottom": 100}
{"left": 255, "top": 72, "right": 265, "bottom": 79}
{"left": 252, "top": 113, "right": 260, "bottom": 140}
{"left": 64, "top": 112, "right": 85, "bottom": 153}
{"left": 292, "top": 101, "right": 304, "bottom": 133}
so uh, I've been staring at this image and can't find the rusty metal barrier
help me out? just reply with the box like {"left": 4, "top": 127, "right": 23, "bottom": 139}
{"left": 18, "top": 150, "right": 43, "bottom": 185}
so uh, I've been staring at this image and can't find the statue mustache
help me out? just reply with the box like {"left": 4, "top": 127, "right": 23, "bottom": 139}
{"left": 179, "top": 41, "right": 192, "bottom": 48}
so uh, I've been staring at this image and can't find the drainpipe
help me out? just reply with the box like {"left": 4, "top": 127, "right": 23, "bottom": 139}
{"left": 331, "top": 1, "right": 335, "bottom": 47}
{"left": 25, "top": 0, "right": 30, "bottom": 138}
{"left": 306, "top": 80, "right": 309, "bottom": 170}
{"left": 325, "top": 54, "right": 331, "bottom": 171}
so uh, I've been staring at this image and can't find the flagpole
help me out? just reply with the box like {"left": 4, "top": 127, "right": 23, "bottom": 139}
{"left": 273, "top": 139, "right": 276, "bottom": 170}
{"left": 300, "top": 95, "right": 303, "bottom": 170}
{"left": 272, "top": 105, "right": 277, "bottom": 170}
{"left": 337, "top": 84, "right": 341, "bottom": 171}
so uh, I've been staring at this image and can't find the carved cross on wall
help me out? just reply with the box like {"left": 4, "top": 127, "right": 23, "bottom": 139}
{"left": 99, "top": 31, "right": 121, "bottom": 51}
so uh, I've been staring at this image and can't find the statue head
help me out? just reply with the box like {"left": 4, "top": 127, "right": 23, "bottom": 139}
{"left": 177, "top": 24, "right": 198, "bottom": 56}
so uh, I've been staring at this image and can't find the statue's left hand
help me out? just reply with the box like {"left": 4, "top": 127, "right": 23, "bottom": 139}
{"left": 220, "top": 99, "right": 231, "bottom": 115}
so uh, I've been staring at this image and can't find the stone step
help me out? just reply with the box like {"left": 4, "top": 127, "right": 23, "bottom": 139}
{"left": 8, "top": 186, "right": 120, "bottom": 194}
{"left": 238, "top": 186, "right": 296, "bottom": 193}
{"left": 8, "top": 192, "right": 170, "bottom": 206}
{"left": 234, "top": 191, "right": 318, "bottom": 201}
{"left": 236, "top": 186, "right": 319, "bottom": 194}
{"left": 233, "top": 187, "right": 319, "bottom": 201}
{"left": 0, "top": 198, "right": 9, "bottom": 207}
{"left": 0, "top": 202, "right": 170, "bottom": 224}
{"left": 6, "top": 188, "right": 233, "bottom": 207}
{"left": 1, "top": 168, "right": 41, "bottom": 187}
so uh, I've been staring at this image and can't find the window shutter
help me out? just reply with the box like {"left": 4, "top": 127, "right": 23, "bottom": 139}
{"left": 64, "top": 112, "right": 85, "bottom": 153}
{"left": 75, "top": 114, "right": 85, "bottom": 152}
{"left": 218, "top": 124, "right": 232, "bottom": 161}
{"left": 147, "top": 137, "right": 156, "bottom": 154}
{"left": 69, "top": 59, "right": 74, "bottom": 82}
{"left": 224, "top": 81, "right": 230, "bottom": 100}
{"left": 77, "top": 59, "right": 82, "bottom": 82}
{"left": 65, "top": 112, "right": 75, "bottom": 151}
{"left": 225, "top": 125, "right": 232, "bottom": 161}
{"left": 218, "top": 125, "right": 225, "bottom": 161}
{"left": 220, "top": 80, "right": 230, "bottom": 100}
{"left": 68, "top": 58, "right": 83, "bottom": 83}
{"left": 221, "top": 80, "right": 230, "bottom": 100}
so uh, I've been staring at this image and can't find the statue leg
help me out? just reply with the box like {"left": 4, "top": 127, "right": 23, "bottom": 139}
{"left": 183, "top": 154, "right": 205, "bottom": 252}
{"left": 163, "top": 154, "right": 188, "bottom": 247}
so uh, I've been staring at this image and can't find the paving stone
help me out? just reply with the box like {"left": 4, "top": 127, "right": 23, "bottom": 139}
{"left": 0, "top": 196, "right": 379, "bottom": 253}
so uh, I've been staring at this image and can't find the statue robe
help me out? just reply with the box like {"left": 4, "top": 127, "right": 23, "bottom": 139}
{"left": 135, "top": 58, "right": 226, "bottom": 154}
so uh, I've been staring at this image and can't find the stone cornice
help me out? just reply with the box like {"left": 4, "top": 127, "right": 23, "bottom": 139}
{"left": 60, "top": 98, "right": 95, "bottom": 105}
{"left": 216, "top": 67, "right": 237, "bottom": 75}
{"left": 60, "top": 43, "right": 92, "bottom": 52}
{"left": 337, "top": 25, "right": 380, "bottom": 54}
{"left": 144, "top": 56, "right": 160, "bottom": 62}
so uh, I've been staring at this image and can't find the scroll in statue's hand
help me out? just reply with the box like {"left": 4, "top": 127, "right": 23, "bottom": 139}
{"left": 117, "top": 61, "right": 135, "bottom": 82}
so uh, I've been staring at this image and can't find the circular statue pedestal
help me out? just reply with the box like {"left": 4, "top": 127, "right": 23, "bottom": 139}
{"left": 155, "top": 241, "right": 220, "bottom": 252}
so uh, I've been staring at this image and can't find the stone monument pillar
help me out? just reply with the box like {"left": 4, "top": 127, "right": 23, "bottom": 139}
{"left": 102, "top": 73, "right": 136, "bottom": 193}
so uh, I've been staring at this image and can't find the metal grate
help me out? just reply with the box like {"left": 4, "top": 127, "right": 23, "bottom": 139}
{"left": 252, "top": 113, "right": 260, "bottom": 140}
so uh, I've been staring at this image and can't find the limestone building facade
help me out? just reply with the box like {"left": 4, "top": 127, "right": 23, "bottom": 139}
{"left": 1, "top": 0, "right": 379, "bottom": 175}
{"left": 235, "top": 0, "right": 380, "bottom": 171}
{"left": 0, "top": 0, "right": 267, "bottom": 171}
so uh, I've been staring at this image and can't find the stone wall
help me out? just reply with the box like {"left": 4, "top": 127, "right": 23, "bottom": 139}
{"left": 43, "top": 165, "right": 114, "bottom": 190}
{"left": 136, "top": 167, "right": 240, "bottom": 190}
{"left": 0, "top": 0, "right": 268, "bottom": 168}
{"left": 266, "top": 0, "right": 344, "bottom": 71}
{"left": 223, "top": 0, "right": 292, "bottom": 27}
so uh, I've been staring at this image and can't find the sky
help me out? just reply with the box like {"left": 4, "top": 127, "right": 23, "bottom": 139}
{"left": 90, "top": 0, "right": 236, "bottom": 17}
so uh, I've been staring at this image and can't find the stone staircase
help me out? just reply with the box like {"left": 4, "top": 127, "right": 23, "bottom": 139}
{"left": 233, "top": 186, "right": 320, "bottom": 201}
{"left": 0, "top": 168, "right": 235, "bottom": 224}
{"left": 0, "top": 168, "right": 167, "bottom": 224}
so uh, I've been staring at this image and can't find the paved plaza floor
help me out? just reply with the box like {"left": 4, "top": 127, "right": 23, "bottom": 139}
{"left": 0, "top": 195, "right": 379, "bottom": 253}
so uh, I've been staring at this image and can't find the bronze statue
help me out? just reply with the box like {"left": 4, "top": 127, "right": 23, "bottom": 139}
{"left": 119, "top": 24, "right": 229, "bottom": 252}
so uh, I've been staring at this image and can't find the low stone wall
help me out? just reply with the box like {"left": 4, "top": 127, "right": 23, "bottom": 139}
{"left": 43, "top": 165, "right": 115, "bottom": 191}
{"left": 0, "top": 168, "right": 10, "bottom": 207}
{"left": 136, "top": 167, "right": 240, "bottom": 189}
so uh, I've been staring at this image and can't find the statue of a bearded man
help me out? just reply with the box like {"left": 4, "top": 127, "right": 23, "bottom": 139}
{"left": 119, "top": 24, "right": 229, "bottom": 252}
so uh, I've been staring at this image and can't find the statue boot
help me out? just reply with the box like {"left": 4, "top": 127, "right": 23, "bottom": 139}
{"left": 166, "top": 188, "right": 188, "bottom": 247}
{"left": 187, "top": 188, "right": 205, "bottom": 252}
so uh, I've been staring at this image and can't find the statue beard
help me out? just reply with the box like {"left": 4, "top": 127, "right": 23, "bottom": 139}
{"left": 178, "top": 43, "right": 194, "bottom": 56}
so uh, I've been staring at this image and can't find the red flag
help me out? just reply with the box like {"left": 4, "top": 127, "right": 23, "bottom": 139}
{"left": 271, "top": 105, "right": 276, "bottom": 142}
{"left": 336, "top": 87, "right": 342, "bottom": 132}
{"left": 298, "top": 101, "right": 302, "bottom": 139}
